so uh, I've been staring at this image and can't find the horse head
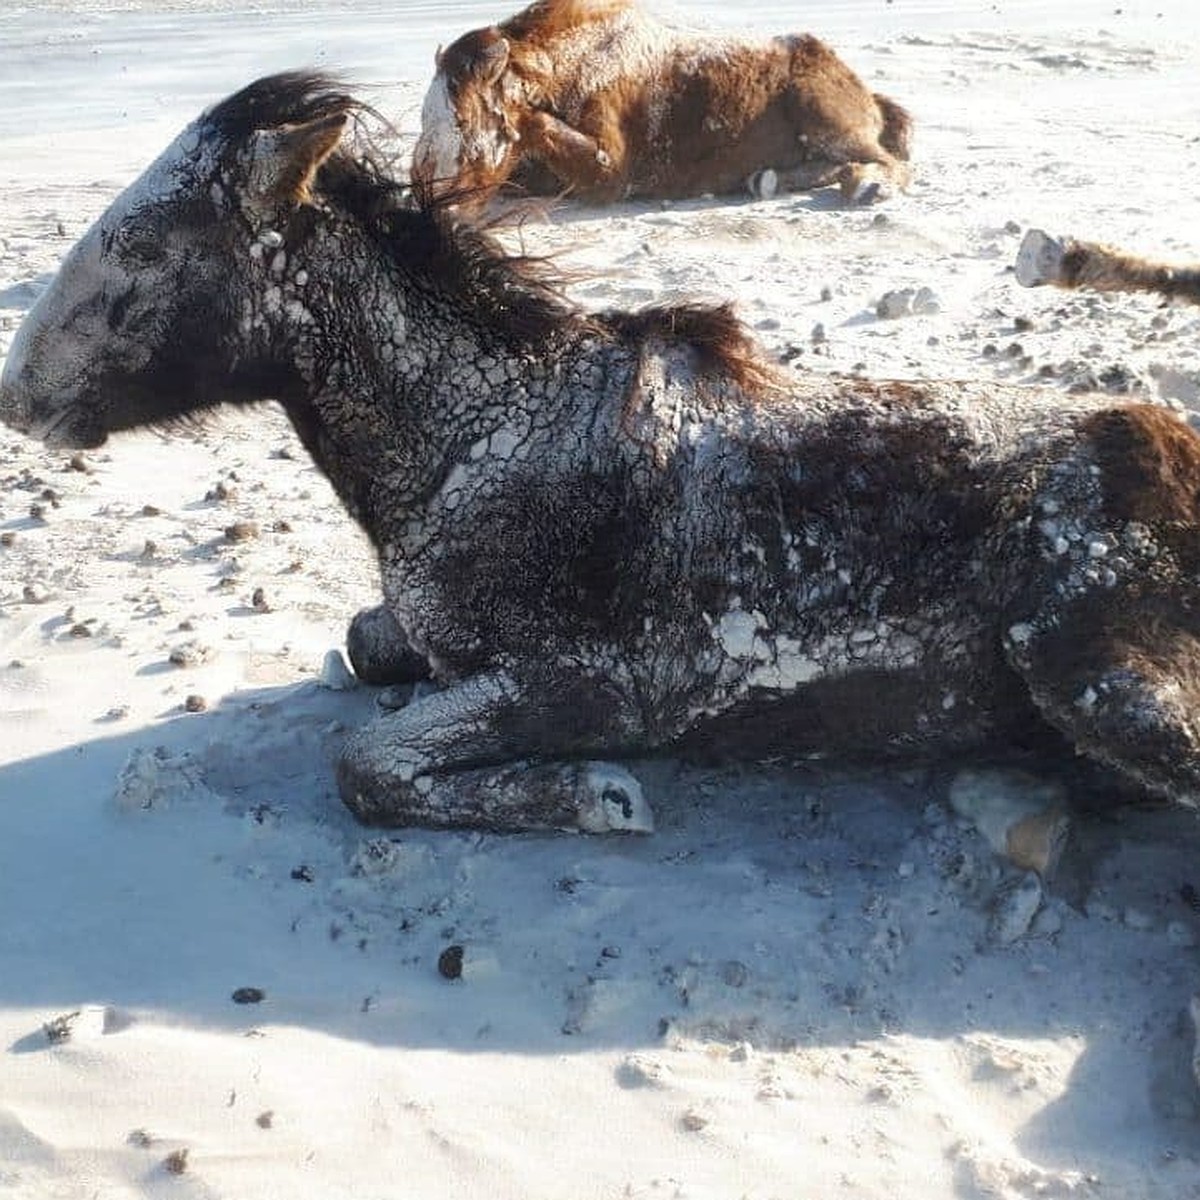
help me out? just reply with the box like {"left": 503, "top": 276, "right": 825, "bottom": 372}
{"left": 412, "top": 28, "right": 523, "bottom": 201}
{"left": 0, "top": 73, "right": 355, "bottom": 449}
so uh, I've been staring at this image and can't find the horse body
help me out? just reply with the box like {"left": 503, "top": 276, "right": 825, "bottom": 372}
{"left": 412, "top": 0, "right": 912, "bottom": 204}
{"left": 4, "top": 74, "right": 1200, "bottom": 834}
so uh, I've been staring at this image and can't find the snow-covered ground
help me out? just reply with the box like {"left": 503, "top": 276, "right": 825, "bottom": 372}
{"left": 4, "top": 2, "right": 1200, "bottom": 1197}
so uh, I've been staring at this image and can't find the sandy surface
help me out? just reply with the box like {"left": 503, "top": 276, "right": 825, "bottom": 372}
{"left": 4, "top": 3, "right": 1200, "bottom": 1198}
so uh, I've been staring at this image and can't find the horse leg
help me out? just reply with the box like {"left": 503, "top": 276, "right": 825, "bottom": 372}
{"left": 345, "top": 604, "right": 431, "bottom": 685}
{"left": 336, "top": 670, "right": 654, "bottom": 833}
{"left": 519, "top": 109, "right": 623, "bottom": 198}
{"left": 1006, "top": 597, "right": 1200, "bottom": 807}
{"left": 835, "top": 154, "right": 912, "bottom": 205}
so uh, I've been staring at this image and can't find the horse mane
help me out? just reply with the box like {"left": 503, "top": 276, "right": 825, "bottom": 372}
{"left": 600, "top": 303, "right": 789, "bottom": 397}
{"left": 206, "top": 71, "right": 782, "bottom": 385}
{"left": 501, "top": 0, "right": 635, "bottom": 42}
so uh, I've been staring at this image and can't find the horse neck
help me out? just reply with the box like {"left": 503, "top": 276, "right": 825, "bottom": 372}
{"left": 276, "top": 215, "right": 577, "bottom": 542}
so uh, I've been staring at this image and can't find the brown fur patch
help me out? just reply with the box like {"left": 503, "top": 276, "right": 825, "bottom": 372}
{"left": 601, "top": 303, "right": 788, "bottom": 398}
{"left": 1059, "top": 240, "right": 1200, "bottom": 305}
{"left": 1085, "top": 405, "right": 1200, "bottom": 529}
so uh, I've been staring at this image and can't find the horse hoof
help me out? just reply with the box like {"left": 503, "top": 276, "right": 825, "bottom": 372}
{"left": 747, "top": 168, "right": 778, "bottom": 201}
{"left": 850, "top": 179, "right": 884, "bottom": 206}
{"left": 577, "top": 763, "right": 654, "bottom": 834}
{"left": 1015, "top": 228, "right": 1066, "bottom": 288}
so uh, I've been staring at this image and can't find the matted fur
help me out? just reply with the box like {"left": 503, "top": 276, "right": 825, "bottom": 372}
{"left": 8, "top": 74, "right": 1200, "bottom": 840}
{"left": 412, "top": 0, "right": 913, "bottom": 205}
{"left": 1017, "top": 228, "right": 1200, "bottom": 306}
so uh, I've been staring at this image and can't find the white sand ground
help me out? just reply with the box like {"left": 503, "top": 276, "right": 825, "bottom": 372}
{"left": 4, "top": 2, "right": 1200, "bottom": 1197}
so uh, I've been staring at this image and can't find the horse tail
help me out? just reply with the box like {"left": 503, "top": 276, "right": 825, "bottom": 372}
{"left": 874, "top": 93, "right": 913, "bottom": 161}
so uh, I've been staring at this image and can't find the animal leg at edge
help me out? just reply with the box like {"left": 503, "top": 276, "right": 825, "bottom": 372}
{"left": 336, "top": 670, "right": 654, "bottom": 833}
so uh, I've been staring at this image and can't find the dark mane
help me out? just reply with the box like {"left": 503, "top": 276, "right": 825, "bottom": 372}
{"left": 209, "top": 71, "right": 780, "bottom": 372}
{"left": 205, "top": 70, "right": 363, "bottom": 141}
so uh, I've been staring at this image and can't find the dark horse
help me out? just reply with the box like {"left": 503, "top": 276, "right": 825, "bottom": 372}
{"left": 4, "top": 73, "right": 1200, "bottom": 838}
{"left": 411, "top": 0, "right": 912, "bottom": 205}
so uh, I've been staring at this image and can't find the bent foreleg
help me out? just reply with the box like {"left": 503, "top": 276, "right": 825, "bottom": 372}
{"left": 518, "top": 109, "right": 624, "bottom": 198}
{"left": 337, "top": 670, "right": 653, "bottom": 833}
{"left": 1007, "top": 599, "right": 1200, "bottom": 807}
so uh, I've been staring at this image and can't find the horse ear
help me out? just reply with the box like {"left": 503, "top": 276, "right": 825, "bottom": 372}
{"left": 478, "top": 36, "right": 510, "bottom": 85}
{"left": 244, "top": 111, "right": 349, "bottom": 213}
{"left": 435, "top": 43, "right": 444, "bottom": 69}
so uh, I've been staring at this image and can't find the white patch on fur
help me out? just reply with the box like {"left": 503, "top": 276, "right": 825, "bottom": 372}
{"left": 416, "top": 74, "right": 510, "bottom": 180}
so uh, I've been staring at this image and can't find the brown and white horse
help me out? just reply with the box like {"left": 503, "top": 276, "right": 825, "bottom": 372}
{"left": 1017, "top": 229, "right": 1200, "bottom": 306}
{"left": 412, "top": 0, "right": 913, "bottom": 205}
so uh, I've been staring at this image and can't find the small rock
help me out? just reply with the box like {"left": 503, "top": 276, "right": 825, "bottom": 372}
{"left": 183, "top": 694, "right": 208, "bottom": 713}
{"left": 989, "top": 872, "right": 1044, "bottom": 945}
{"left": 163, "top": 1149, "right": 189, "bottom": 1176}
{"left": 318, "top": 649, "right": 357, "bottom": 691}
{"left": 141, "top": 504, "right": 162, "bottom": 517}
{"left": 43, "top": 1011, "right": 81, "bottom": 1044}
{"left": 68, "top": 622, "right": 93, "bottom": 638}
{"left": 168, "top": 641, "right": 213, "bottom": 668}
{"left": 22, "top": 583, "right": 50, "bottom": 604}
{"left": 0, "top": 531, "right": 15, "bottom": 547}
{"left": 223, "top": 520, "right": 259, "bottom": 543}
{"left": 437, "top": 944, "right": 465, "bottom": 980}
{"left": 128, "top": 1128, "right": 155, "bottom": 1149}
{"left": 616, "top": 1054, "right": 669, "bottom": 1088}
{"left": 290, "top": 864, "right": 314, "bottom": 883}
{"left": 231, "top": 987, "right": 265, "bottom": 1005}
{"left": 68, "top": 453, "right": 91, "bottom": 473}
{"left": 251, "top": 587, "right": 270, "bottom": 612}
{"left": 255, "top": 1111, "right": 274, "bottom": 1129}
{"left": 680, "top": 1109, "right": 709, "bottom": 1132}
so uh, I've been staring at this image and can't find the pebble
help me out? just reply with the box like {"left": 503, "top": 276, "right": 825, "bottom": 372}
{"left": 184, "top": 694, "right": 208, "bottom": 713}
{"left": 318, "top": 649, "right": 357, "bottom": 691}
{"left": 437, "top": 944, "right": 465, "bottom": 980}
{"left": 168, "top": 641, "right": 213, "bottom": 668}
{"left": 989, "top": 872, "right": 1044, "bottom": 945}
{"left": 231, "top": 987, "right": 265, "bottom": 1004}
{"left": 163, "top": 1149, "right": 190, "bottom": 1175}
{"left": 251, "top": 587, "right": 270, "bottom": 612}
{"left": 616, "top": 1054, "right": 669, "bottom": 1088}
{"left": 876, "top": 286, "right": 940, "bottom": 320}
{"left": 224, "top": 520, "right": 259, "bottom": 542}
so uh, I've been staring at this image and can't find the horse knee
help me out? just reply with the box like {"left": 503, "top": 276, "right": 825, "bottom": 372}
{"left": 1010, "top": 610, "right": 1200, "bottom": 806}
{"left": 346, "top": 604, "right": 431, "bottom": 685}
